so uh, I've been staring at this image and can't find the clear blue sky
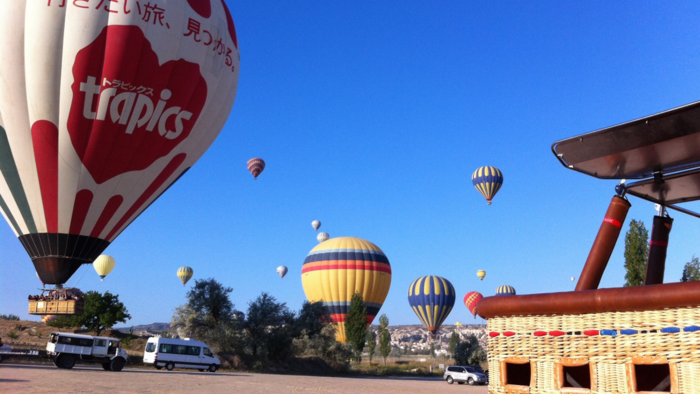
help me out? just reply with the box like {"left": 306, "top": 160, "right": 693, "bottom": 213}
{"left": 3, "top": 1, "right": 700, "bottom": 326}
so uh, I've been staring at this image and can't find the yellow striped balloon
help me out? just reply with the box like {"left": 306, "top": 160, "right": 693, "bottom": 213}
{"left": 301, "top": 237, "right": 392, "bottom": 343}
{"left": 177, "top": 266, "right": 194, "bottom": 287}
{"left": 92, "top": 255, "right": 115, "bottom": 281}
{"left": 472, "top": 166, "right": 504, "bottom": 205}
{"left": 496, "top": 285, "right": 516, "bottom": 296}
{"left": 42, "top": 315, "right": 57, "bottom": 324}
{"left": 476, "top": 270, "right": 486, "bottom": 281}
{"left": 407, "top": 276, "right": 456, "bottom": 335}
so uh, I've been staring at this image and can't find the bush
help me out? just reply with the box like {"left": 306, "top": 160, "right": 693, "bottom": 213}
{"left": 7, "top": 330, "right": 19, "bottom": 340}
{"left": 0, "top": 314, "right": 20, "bottom": 321}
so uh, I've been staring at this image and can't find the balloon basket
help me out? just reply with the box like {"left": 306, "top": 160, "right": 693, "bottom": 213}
{"left": 27, "top": 287, "right": 85, "bottom": 316}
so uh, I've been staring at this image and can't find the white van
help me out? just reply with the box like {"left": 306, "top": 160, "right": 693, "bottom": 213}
{"left": 143, "top": 337, "right": 220, "bottom": 372}
{"left": 46, "top": 332, "right": 128, "bottom": 371}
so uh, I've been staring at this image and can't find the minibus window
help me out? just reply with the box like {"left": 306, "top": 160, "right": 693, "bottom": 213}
{"left": 203, "top": 348, "right": 213, "bottom": 357}
{"left": 95, "top": 339, "right": 107, "bottom": 347}
{"left": 145, "top": 343, "right": 156, "bottom": 352}
{"left": 160, "top": 344, "right": 172, "bottom": 353}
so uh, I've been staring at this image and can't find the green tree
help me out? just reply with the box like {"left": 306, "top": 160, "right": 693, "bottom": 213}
{"left": 453, "top": 334, "right": 483, "bottom": 365}
{"left": 429, "top": 341, "right": 435, "bottom": 359}
{"left": 378, "top": 314, "right": 391, "bottom": 365}
{"left": 449, "top": 331, "right": 460, "bottom": 356}
{"left": 624, "top": 219, "right": 649, "bottom": 287}
{"left": 366, "top": 329, "right": 376, "bottom": 365}
{"left": 344, "top": 292, "right": 368, "bottom": 363}
{"left": 67, "top": 291, "right": 130, "bottom": 336}
{"left": 186, "top": 278, "right": 234, "bottom": 326}
{"left": 243, "top": 292, "right": 297, "bottom": 361}
{"left": 681, "top": 256, "right": 700, "bottom": 282}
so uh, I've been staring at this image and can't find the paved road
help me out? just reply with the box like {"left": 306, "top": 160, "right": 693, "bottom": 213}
{"left": 0, "top": 362, "right": 488, "bottom": 393}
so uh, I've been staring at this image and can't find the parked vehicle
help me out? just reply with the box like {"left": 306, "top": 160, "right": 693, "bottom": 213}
{"left": 142, "top": 337, "right": 220, "bottom": 372}
{"left": 46, "top": 332, "right": 128, "bottom": 371}
{"left": 444, "top": 365, "right": 489, "bottom": 385}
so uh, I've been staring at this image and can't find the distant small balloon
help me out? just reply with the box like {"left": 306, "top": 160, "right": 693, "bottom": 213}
{"left": 495, "top": 285, "right": 516, "bottom": 296}
{"left": 317, "top": 232, "right": 330, "bottom": 243}
{"left": 464, "top": 291, "right": 484, "bottom": 317}
{"left": 472, "top": 166, "right": 504, "bottom": 205}
{"left": 571, "top": 276, "right": 575, "bottom": 282}
{"left": 177, "top": 266, "right": 194, "bottom": 286}
{"left": 476, "top": 270, "right": 486, "bottom": 281}
{"left": 93, "top": 255, "right": 116, "bottom": 281}
{"left": 312, "top": 220, "right": 321, "bottom": 231}
{"left": 247, "top": 158, "right": 265, "bottom": 179}
{"left": 277, "top": 265, "right": 288, "bottom": 279}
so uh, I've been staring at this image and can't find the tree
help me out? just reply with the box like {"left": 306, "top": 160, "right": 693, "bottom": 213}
{"left": 453, "top": 334, "right": 484, "bottom": 365}
{"left": 429, "top": 341, "right": 435, "bottom": 359}
{"left": 344, "top": 292, "right": 367, "bottom": 363}
{"left": 682, "top": 256, "right": 700, "bottom": 282}
{"left": 624, "top": 219, "right": 649, "bottom": 287}
{"left": 366, "top": 329, "right": 377, "bottom": 365}
{"left": 449, "top": 331, "right": 460, "bottom": 356}
{"left": 68, "top": 291, "right": 130, "bottom": 336}
{"left": 186, "top": 278, "right": 234, "bottom": 326}
{"left": 243, "top": 292, "right": 297, "bottom": 361}
{"left": 378, "top": 314, "right": 391, "bottom": 365}
{"left": 295, "top": 300, "right": 331, "bottom": 337}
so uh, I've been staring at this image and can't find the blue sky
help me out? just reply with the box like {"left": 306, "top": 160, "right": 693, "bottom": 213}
{"left": 3, "top": 1, "right": 700, "bottom": 326}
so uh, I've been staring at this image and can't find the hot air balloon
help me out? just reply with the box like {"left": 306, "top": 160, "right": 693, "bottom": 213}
{"left": 311, "top": 220, "right": 321, "bottom": 231}
{"left": 301, "top": 237, "right": 392, "bottom": 343}
{"left": 0, "top": 3, "right": 240, "bottom": 287}
{"left": 247, "top": 158, "right": 265, "bottom": 179}
{"left": 92, "top": 255, "right": 115, "bottom": 281}
{"left": 177, "top": 266, "right": 194, "bottom": 287}
{"left": 408, "top": 276, "right": 456, "bottom": 336}
{"left": 277, "top": 265, "right": 288, "bottom": 279}
{"left": 317, "top": 232, "right": 330, "bottom": 243}
{"left": 476, "top": 270, "right": 486, "bottom": 281}
{"left": 496, "top": 285, "right": 516, "bottom": 296}
{"left": 571, "top": 276, "right": 575, "bottom": 282}
{"left": 472, "top": 166, "right": 504, "bottom": 205}
{"left": 42, "top": 315, "right": 58, "bottom": 324}
{"left": 463, "top": 291, "right": 484, "bottom": 317}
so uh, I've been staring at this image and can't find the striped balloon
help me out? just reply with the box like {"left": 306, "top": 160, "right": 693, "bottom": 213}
{"left": 177, "top": 266, "right": 194, "bottom": 287}
{"left": 247, "top": 158, "right": 265, "bottom": 179}
{"left": 496, "top": 285, "right": 516, "bottom": 296}
{"left": 472, "top": 166, "right": 504, "bottom": 205}
{"left": 408, "top": 276, "right": 456, "bottom": 335}
{"left": 301, "top": 237, "right": 392, "bottom": 343}
{"left": 463, "top": 291, "right": 483, "bottom": 317}
{"left": 317, "top": 232, "right": 330, "bottom": 243}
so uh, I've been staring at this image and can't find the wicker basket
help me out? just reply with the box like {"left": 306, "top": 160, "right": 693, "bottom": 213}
{"left": 486, "top": 306, "right": 700, "bottom": 393}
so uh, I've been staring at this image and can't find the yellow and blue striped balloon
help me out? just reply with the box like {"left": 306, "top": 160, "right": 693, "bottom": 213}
{"left": 496, "top": 285, "right": 516, "bottom": 296}
{"left": 177, "top": 266, "right": 194, "bottom": 287}
{"left": 408, "top": 276, "right": 456, "bottom": 335}
{"left": 247, "top": 158, "right": 265, "bottom": 180}
{"left": 472, "top": 166, "right": 503, "bottom": 205}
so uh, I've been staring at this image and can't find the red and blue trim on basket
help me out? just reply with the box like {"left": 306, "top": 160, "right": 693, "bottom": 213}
{"left": 488, "top": 325, "right": 700, "bottom": 337}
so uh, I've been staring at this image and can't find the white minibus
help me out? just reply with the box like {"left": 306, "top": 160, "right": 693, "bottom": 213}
{"left": 143, "top": 337, "right": 220, "bottom": 372}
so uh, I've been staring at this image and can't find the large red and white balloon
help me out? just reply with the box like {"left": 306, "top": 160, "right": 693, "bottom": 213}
{"left": 0, "top": 0, "right": 240, "bottom": 285}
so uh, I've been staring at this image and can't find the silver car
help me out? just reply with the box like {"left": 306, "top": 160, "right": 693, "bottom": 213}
{"left": 443, "top": 365, "right": 488, "bottom": 385}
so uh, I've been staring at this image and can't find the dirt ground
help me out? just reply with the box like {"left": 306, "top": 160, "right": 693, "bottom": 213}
{"left": 1, "top": 362, "right": 489, "bottom": 394}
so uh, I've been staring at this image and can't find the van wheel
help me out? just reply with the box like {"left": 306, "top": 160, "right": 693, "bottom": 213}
{"left": 102, "top": 362, "right": 111, "bottom": 371}
{"left": 58, "top": 354, "right": 75, "bottom": 369}
{"left": 467, "top": 378, "right": 475, "bottom": 386}
{"left": 165, "top": 363, "right": 174, "bottom": 371}
{"left": 209, "top": 365, "right": 217, "bottom": 373}
{"left": 446, "top": 376, "right": 454, "bottom": 384}
{"left": 110, "top": 358, "right": 125, "bottom": 372}
{"left": 198, "top": 369, "right": 205, "bottom": 372}
{"left": 155, "top": 366, "right": 163, "bottom": 370}
{"left": 0, "top": 354, "right": 4, "bottom": 363}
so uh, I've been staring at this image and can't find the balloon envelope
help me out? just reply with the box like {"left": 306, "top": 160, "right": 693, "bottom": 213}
{"left": 0, "top": 3, "right": 240, "bottom": 285}
{"left": 92, "top": 255, "right": 115, "bottom": 281}
{"left": 247, "top": 158, "right": 265, "bottom": 179}
{"left": 476, "top": 270, "right": 486, "bottom": 281}
{"left": 408, "top": 276, "right": 456, "bottom": 335}
{"left": 177, "top": 266, "right": 194, "bottom": 287}
{"left": 463, "top": 291, "right": 484, "bottom": 317}
{"left": 42, "top": 315, "right": 58, "bottom": 324}
{"left": 301, "top": 237, "right": 392, "bottom": 343}
{"left": 317, "top": 232, "right": 330, "bottom": 243}
{"left": 311, "top": 220, "right": 321, "bottom": 231}
{"left": 472, "top": 166, "right": 504, "bottom": 205}
{"left": 277, "top": 265, "right": 288, "bottom": 279}
{"left": 496, "top": 285, "right": 516, "bottom": 296}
